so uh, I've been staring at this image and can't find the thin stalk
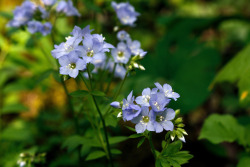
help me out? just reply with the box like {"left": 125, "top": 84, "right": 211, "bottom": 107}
{"left": 60, "top": 76, "right": 81, "bottom": 164}
{"left": 105, "top": 63, "right": 117, "bottom": 94}
{"left": 77, "top": 75, "right": 108, "bottom": 156}
{"left": 147, "top": 132, "right": 156, "bottom": 159}
{"left": 86, "top": 65, "right": 114, "bottom": 167}
{"left": 104, "top": 71, "right": 129, "bottom": 117}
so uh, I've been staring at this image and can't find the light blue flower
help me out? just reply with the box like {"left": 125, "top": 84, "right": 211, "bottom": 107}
{"left": 111, "top": 42, "right": 131, "bottom": 64}
{"left": 122, "top": 91, "right": 134, "bottom": 110}
{"left": 56, "top": 0, "right": 80, "bottom": 16}
{"left": 37, "top": 6, "right": 49, "bottom": 19}
{"left": 42, "top": 0, "right": 57, "bottom": 6}
{"left": 107, "top": 61, "right": 127, "bottom": 79}
{"left": 117, "top": 30, "right": 130, "bottom": 41}
{"left": 51, "top": 26, "right": 83, "bottom": 59}
{"left": 78, "top": 34, "right": 113, "bottom": 64}
{"left": 127, "top": 39, "right": 147, "bottom": 58}
{"left": 40, "top": 22, "right": 52, "bottom": 36}
{"left": 27, "top": 21, "right": 42, "bottom": 34}
{"left": 149, "top": 92, "right": 170, "bottom": 112}
{"left": 7, "top": 1, "right": 36, "bottom": 27}
{"left": 59, "top": 51, "right": 86, "bottom": 78}
{"left": 131, "top": 107, "right": 154, "bottom": 133}
{"left": 135, "top": 88, "right": 151, "bottom": 107}
{"left": 151, "top": 108, "right": 175, "bottom": 133}
{"left": 123, "top": 104, "right": 141, "bottom": 121}
{"left": 111, "top": 1, "right": 140, "bottom": 26}
{"left": 155, "top": 82, "right": 180, "bottom": 101}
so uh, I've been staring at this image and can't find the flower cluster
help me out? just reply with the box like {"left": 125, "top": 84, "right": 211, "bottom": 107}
{"left": 51, "top": 25, "right": 114, "bottom": 78}
{"left": 111, "top": 1, "right": 140, "bottom": 26}
{"left": 111, "top": 83, "right": 180, "bottom": 134}
{"left": 7, "top": 0, "right": 80, "bottom": 36}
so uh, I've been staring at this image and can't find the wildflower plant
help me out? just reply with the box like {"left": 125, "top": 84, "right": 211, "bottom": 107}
{"left": 5, "top": 1, "right": 193, "bottom": 167}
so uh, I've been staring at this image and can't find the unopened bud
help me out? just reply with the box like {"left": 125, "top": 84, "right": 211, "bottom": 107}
{"left": 177, "top": 128, "right": 188, "bottom": 135}
{"left": 133, "top": 62, "right": 139, "bottom": 68}
{"left": 175, "top": 109, "right": 180, "bottom": 116}
{"left": 175, "top": 117, "right": 183, "bottom": 124}
{"left": 139, "top": 65, "right": 145, "bottom": 71}
{"left": 113, "top": 26, "right": 119, "bottom": 32}
{"left": 117, "top": 112, "right": 122, "bottom": 118}
{"left": 177, "top": 123, "right": 185, "bottom": 128}
{"left": 110, "top": 101, "right": 121, "bottom": 108}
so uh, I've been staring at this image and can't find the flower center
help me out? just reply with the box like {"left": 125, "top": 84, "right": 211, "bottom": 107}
{"left": 156, "top": 115, "right": 164, "bottom": 122}
{"left": 69, "top": 63, "right": 76, "bottom": 69}
{"left": 87, "top": 50, "right": 94, "bottom": 57}
{"left": 154, "top": 101, "right": 160, "bottom": 110}
{"left": 117, "top": 51, "right": 124, "bottom": 58}
{"left": 142, "top": 116, "right": 149, "bottom": 123}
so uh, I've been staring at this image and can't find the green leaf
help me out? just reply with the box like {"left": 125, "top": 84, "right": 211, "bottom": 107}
{"left": 91, "top": 90, "right": 106, "bottom": 97}
{"left": 2, "top": 103, "right": 28, "bottom": 114}
{"left": 85, "top": 151, "right": 106, "bottom": 161}
{"left": 212, "top": 44, "right": 250, "bottom": 85}
{"left": 212, "top": 45, "right": 250, "bottom": 103}
{"left": 199, "top": 114, "right": 244, "bottom": 144}
{"left": 162, "top": 141, "right": 182, "bottom": 156}
{"left": 111, "top": 149, "right": 122, "bottom": 155}
{"left": 237, "top": 156, "right": 250, "bottom": 167}
{"left": 36, "top": 69, "right": 54, "bottom": 84}
{"left": 129, "top": 134, "right": 143, "bottom": 138}
{"left": 105, "top": 114, "right": 118, "bottom": 127}
{"left": 159, "top": 151, "right": 193, "bottom": 167}
{"left": 170, "top": 151, "right": 193, "bottom": 165}
{"left": 137, "top": 137, "right": 146, "bottom": 148}
{"left": 0, "top": 11, "right": 12, "bottom": 19}
{"left": 69, "top": 90, "right": 89, "bottom": 97}
{"left": 62, "top": 135, "right": 84, "bottom": 152}
{"left": 109, "top": 136, "right": 128, "bottom": 144}
{"left": 125, "top": 126, "right": 136, "bottom": 132}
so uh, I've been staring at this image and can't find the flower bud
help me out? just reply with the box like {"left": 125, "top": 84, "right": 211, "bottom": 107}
{"left": 139, "top": 65, "right": 145, "bottom": 71}
{"left": 175, "top": 109, "right": 180, "bottom": 117}
{"left": 175, "top": 117, "right": 183, "bottom": 124}
{"left": 117, "top": 112, "right": 122, "bottom": 118}
{"left": 110, "top": 101, "right": 121, "bottom": 108}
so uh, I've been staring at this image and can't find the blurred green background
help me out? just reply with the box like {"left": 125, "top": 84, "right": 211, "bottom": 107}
{"left": 1, "top": 0, "right": 250, "bottom": 166}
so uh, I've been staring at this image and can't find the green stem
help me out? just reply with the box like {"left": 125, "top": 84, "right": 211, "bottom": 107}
{"left": 86, "top": 65, "right": 114, "bottom": 167}
{"left": 148, "top": 132, "right": 156, "bottom": 159}
{"left": 60, "top": 76, "right": 81, "bottom": 164}
{"left": 105, "top": 63, "right": 117, "bottom": 94}
{"left": 104, "top": 71, "right": 129, "bottom": 117}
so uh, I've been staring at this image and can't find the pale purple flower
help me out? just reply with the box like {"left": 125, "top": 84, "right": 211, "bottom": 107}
{"left": 7, "top": 1, "right": 36, "bottom": 27}
{"left": 40, "top": 22, "right": 52, "bottom": 36}
{"left": 123, "top": 104, "right": 141, "bottom": 121}
{"left": 111, "top": 1, "right": 140, "bottom": 26}
{"left": 151, "top": 108, "right": 175, "bottom": 133}
{"left": 149, "top": 92, "right": 170, "bottom": 112}
{"left": 78, "top": 34, "right": 113, "bottom": 64}
{"left": 122, "top": 91, "right": 134, "bottom": 110}
{"left": 111, "top": 42, "right": 131, "bottom": 64}
{"left": 117, "top": 30, "right": 130, "bottom": 41}
{"left": 56, "top": 0, "right": 80, "bottom": 16}
{"left": 108, "top": 61, "right": 127, "bottom": 79}
{"left": 155, "top": 82, "right": 180, "bottom": 101}
{"left": 27, "top": 20, "right": 42, "bottom": 34}
{"left": 135, "top": 88, "right": 151, "bottom": 107}
{"left": 132, "top": 107, "right": 154, "bottom": 133}
{"left": 42, "top": 0, "right": 57, "bottom": 6}
{"left": 59, "top": 51, "right": 86, "bottom": 78}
